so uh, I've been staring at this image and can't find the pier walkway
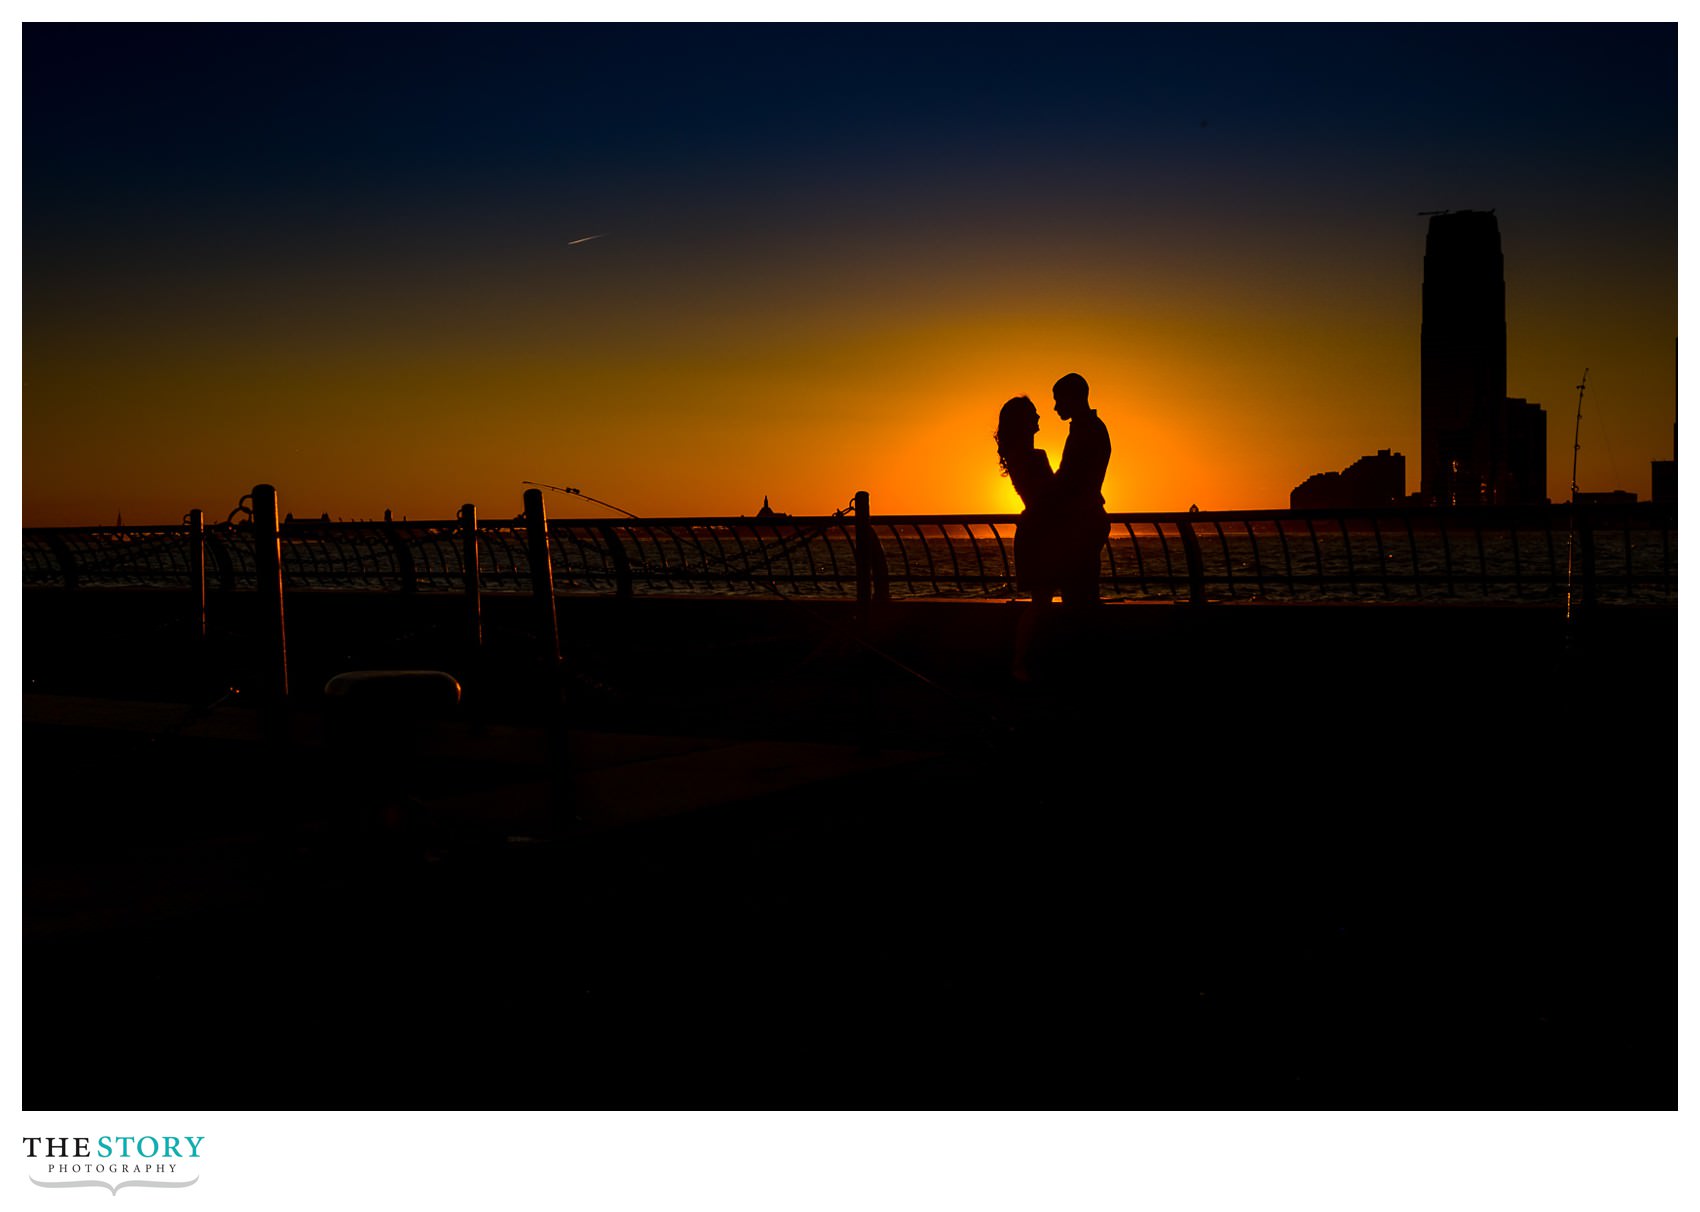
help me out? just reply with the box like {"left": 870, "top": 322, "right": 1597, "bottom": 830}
{"left": 22, "top": 595, "right": 1675, "bottom": 1109}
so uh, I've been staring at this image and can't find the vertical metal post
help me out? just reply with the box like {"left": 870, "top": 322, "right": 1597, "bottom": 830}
{"left": 524, "top": 488, "right": 561, "bottom": 665}
{"left": 460, "top": 503, "right": 481, "bottom": 653}
{"left": 1177, "top": 516, "right": 1206, "bottom": 605}
{"left": 188, "top": 508, "right": 206, "bottom": 642}
{"left": 853, "top": 490, "right": 879, "bottom": 754}
{"left": 524, "top": 488, "right": 572, "bottom": 832}
{"left": 854, "top": 490, "right": 872, "bottom": 609}
{"left": 186, "top": 508, "right": 208, "bottom": 702}
{"left": 252, "top": 484, "right": 288, "bottom": 703}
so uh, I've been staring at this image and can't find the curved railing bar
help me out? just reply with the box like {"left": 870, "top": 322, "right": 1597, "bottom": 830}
{"left": 1241, "top": 517, "right": 1265, "bottom": 599}
{"left": 21, "top": 506, "right": 1674, "bottom": 605}
{"left": 1304, "top": 516, "right": 1324, "bottom": 596}
{"left": 1154, "top": 522, "right": 1179, "bottom": 599}
{"left": 1125, "top": 520, "right": 1149, "bottom": 594}
{"left": 1337, "top": 515, "right": 1356, "bottom": 595}
{"left": 1209, "top": 517, "right": 1233, "bottom": 598}
{"left": 1403, "top": 512, "right": 1423, "bottom": 601}
{"left": 1369, "top": 516, "right": 1389, "bottom": 598}
{"left": 1509, "top": 517, "right": 1524, "bottom": 599}
{"left": 989, "top": 522, "right": 1013, "bottom": 590}
{"left": 1438, "top": 515, "right": 1456, "bottom": 596}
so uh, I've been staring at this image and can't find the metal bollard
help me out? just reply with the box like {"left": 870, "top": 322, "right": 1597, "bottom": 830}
{"left": 855, "top": 490, "right": 872, "bottom": 610}
{"left": 188, "top": 508, "right": 206, "bottom": 643}
{"left": 523, "top": 488, "right": 560, "bottom": 666}
{"left": 252, "top": 484, "right": 288, "bottom": 702}
{"left": 523, "top": 488, "right": 571, "bottom": 832}
{"left": 460, "top": 503, "right": 481, "bottom": 655}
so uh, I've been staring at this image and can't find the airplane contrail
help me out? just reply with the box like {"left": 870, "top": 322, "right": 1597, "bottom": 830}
{"left": 567, "top": 234, "right": 607, "bottom": 245}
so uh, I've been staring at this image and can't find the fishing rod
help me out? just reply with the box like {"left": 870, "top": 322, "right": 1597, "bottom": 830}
{"left": 521, "top": 481, "right": 641, "bottom": 519}
{"left": 1565, "top": 368, "right": 1587, "bottom": 622}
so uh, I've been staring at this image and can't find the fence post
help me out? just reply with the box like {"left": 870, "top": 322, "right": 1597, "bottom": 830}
{"left": 186, "top": 508, "right": 209, "bottom": 702}
{"left": 523, "top": 488, "right": 572, "bottom": 831}
{"left": 460, "top": 503, "right": 481, "bottom": 655}
{"left": 188, "top": 509, "right": 207, "bottom": 643}
{"left": 252, "top": 484, "right": 289, "bottom": 705}
{"left": 855, "top": 491, "right": 873, "bottom": 609}
{"left": 853, "top": 490, "right": 881, "bottom": 753}
{"left": 1176, "top": 516, "right": 1206, "bottom": 605}
{"left": 524, "top": 488, "right": 561, "bottom": 665}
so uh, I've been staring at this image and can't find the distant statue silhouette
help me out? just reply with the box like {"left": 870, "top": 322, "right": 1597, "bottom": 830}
{"left": 996, "top": 394, "right": 1060, "bottom": 680}
{"left": 1049, "top": 372, "right": 1112, "bottom": 608}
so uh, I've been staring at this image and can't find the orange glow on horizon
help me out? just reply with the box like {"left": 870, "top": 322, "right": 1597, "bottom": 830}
{"left": 22, "top": 226, "right": 1672, "bottom": 527}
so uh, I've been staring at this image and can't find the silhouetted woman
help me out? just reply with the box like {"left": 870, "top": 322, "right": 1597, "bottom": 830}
{"left": 996, "top": 394, "right": 1057, "bottom": 680}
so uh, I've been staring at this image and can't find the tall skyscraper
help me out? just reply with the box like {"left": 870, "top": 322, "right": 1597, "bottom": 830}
{"left": 1420, "top": 211, "right": 1506, "bottom": 504}
{"left": 1419, "top": 211, "right": 1547, "bottom": 505}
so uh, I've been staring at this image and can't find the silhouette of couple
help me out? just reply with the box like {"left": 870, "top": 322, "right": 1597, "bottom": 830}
{"left": 996, "top": 372, "right": 1112, "bottom": 681}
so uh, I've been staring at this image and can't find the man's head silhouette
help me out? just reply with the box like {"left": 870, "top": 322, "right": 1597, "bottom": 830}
{"left": 1052, "top": 372, "right": 1089, "bottom": 421}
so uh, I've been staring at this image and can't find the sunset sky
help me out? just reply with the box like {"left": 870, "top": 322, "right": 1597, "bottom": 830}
{"left": 22, "top": 22, "right": 1676, "bottom": 526}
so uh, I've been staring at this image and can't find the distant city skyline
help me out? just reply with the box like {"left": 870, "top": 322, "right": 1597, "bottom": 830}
{"left": 22, "top": 23, "right": 1676, "bottom": 526}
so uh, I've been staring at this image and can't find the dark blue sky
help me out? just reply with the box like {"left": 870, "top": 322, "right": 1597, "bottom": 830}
{"left": 27, "top": 24, "right": 1673, "bottom": 221}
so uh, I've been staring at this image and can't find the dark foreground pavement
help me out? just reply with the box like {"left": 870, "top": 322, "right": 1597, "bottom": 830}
{"left": 22, "top": 594, "right": 1674, "bottom": 1108}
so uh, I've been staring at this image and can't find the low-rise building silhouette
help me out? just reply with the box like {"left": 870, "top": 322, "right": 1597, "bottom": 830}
{"left": 1651, "top": 460, "right": 1675, "bottom": 505}
{"left": 1291, "top": 449, "right": 1406, "bottom": 509}
{"left": 1652, "top": 423, "right": 1676, "bottom": 506}
{"left": 1500, "top": 396, "right": 1548, "bottom": 505}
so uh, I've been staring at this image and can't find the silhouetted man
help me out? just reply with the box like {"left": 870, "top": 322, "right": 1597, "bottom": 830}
{"left": 1051, "top": 372, "right": 1112, "bottom": 607}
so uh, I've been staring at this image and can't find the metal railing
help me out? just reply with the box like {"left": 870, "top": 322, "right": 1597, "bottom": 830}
{"left": 23, "top": 502, "right": 1676, "bottom": 606}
